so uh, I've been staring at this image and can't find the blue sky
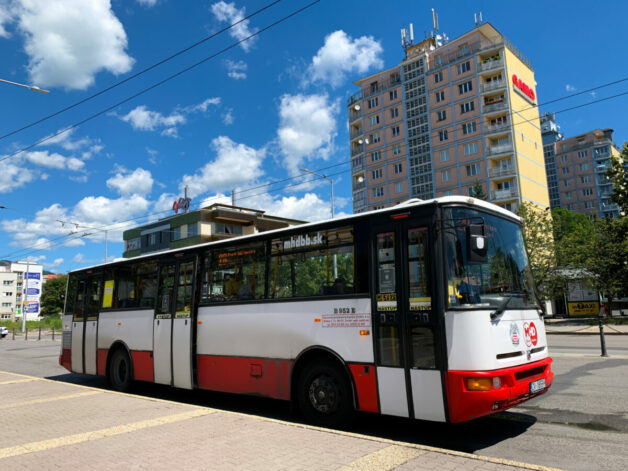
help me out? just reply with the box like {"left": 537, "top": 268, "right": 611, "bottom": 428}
{"left": 0, "top": 0, "right": 627, "bottom": 273}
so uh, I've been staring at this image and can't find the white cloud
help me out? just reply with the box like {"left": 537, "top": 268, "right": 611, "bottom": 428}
{"left": 222, "top": 108, "right": 234, "bottom": 125}
{"left": 185, "top": 97, "right": 221, "bottom": 113}
{"left": 136, "top": 0, "right": 158, "bottom": 7}
{"left": 565, "top": 84, "right": 577, "bottom": 92}
{"left": 277, "top": 93, "right": 338, "bottom": 174}
{"left": 307, "top": 30, "right": 383, "bottom": 88}
{"left": 11, "top": 0, "right": 134, "bottom": 90}
{"left": 23, "top": 150, "right": 85, "bottom": 171}
{"left": 0, "top": 4, "right": 15, "bottom": 38}
{"left": 106, "top": 167, "right": 153, "bottom": 196}
{"left": 72, "top": 253, "right": 85, "bottom": 263}
{"left": 146, "top": 148, "right": 159, "bottom": 164}
{"left": 0, "top": 159, "right": 37, "bottom": 192}
{"left": 44, "top": 257, "right": 64, "bottom": 269}
{"left": 120, "top": 105, "right": 186, "bottom": 132}
{"left": 226, "top": 59, "right": 247, "bottom": 79}
{"left": 210, "top": 1, "right": 257, "bottom": 52}
{"left": 180, "top": 136, "right": 265, "bottom": 197}
{"left": 160, "top": 127, "right": 179, "bottom": 138}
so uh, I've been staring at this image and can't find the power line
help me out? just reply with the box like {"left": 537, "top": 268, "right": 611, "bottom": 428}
{"left": 0, "top": 0, "right": 321, "bottom": 164}
{"left": 0, "top": 0, "right": 283, "bottom": 142}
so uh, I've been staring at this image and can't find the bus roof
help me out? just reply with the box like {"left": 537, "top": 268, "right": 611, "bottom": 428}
{"left": 70, "top": 196, "right": 521, "bottom": 274}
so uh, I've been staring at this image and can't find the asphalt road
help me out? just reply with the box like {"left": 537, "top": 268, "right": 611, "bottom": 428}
{"left": 0, "top": 335, "right": 626, "bottom": 471}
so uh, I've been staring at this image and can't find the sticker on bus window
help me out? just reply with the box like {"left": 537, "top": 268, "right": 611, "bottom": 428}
{"left": 377, "top": 293, "right": 397, "bottom": 311}
{"left": 102, "top": 280, "right": 114, "bottom": 308}
{"left": 409, "top": 297, "right": 431, "bottom": 311}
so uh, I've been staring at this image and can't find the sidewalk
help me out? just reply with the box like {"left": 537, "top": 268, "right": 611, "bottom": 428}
{"left": 0, "top": 370, "right": 561, "bottom": 471}
{"left": 544, "top": 318, "right": 628, "bottom": 335}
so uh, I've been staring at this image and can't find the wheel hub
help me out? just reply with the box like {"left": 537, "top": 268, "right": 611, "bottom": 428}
{"left": 308, "top": 374, "right": 339, "bottom": 414}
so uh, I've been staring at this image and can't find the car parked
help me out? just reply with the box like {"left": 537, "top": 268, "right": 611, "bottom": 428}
{"left": 0, "top": 325, "right": 8, "bottom": 338}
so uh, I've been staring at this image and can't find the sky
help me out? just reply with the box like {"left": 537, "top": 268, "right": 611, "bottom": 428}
{"left": 0, "top": 0, "right": 627, "bottom": 273}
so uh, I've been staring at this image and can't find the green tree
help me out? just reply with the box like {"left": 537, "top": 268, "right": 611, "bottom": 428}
{"left": 40, "top": 274, "right": 67, "bottom": 316}
{"left": 605, "top": 142, "right": 628, "bottom": 214}
{"left": 470, "top": 180, "right": 487, "bottom": 200}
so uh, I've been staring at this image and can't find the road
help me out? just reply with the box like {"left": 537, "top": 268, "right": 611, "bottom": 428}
{"left": 0, "top": 334, "right": 626, "bottom": 470}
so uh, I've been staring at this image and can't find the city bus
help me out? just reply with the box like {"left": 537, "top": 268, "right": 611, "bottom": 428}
{"left": 60, "top": 196, "right": 553, "bottom": 425}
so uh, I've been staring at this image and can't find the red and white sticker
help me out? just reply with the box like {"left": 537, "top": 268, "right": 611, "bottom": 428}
{"left": 524, "top": 322, "right": 538, "bottom": 347}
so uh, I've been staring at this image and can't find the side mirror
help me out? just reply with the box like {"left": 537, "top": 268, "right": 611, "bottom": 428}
{"left": 466, "top": 223, "right": 487, "bottom": 263}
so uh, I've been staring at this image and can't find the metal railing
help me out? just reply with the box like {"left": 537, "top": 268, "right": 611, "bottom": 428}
{"left": 352, "top": 181, "right": 366, "bottom": 191}
{"left": 480, "top": 80, "right": 505, "bottom": 93}
{"left": 349, "top": 109, "right": 362, "bottom": 122}
{"left": 487, "top": 143, "right": 513, "bottom": 156}
{"left": 347, "top": 76, "right": 401, "bottom": 106}
{"left": 350, "top": 144, "right": 364, "bottom": 157}
{"left": 489, "top": 166, "right": 515, "bottom": 178}
{"left": 483, "top": 101, "right": 508, "bottom": 113}
{"left": 350, "top": 128, "right": 363, "bottom": 139}
{"left": 486, "top": 122, "right": 510, "bottom": 134}
{"left": 491, "top": 187, "right": 517, "bottom": 201}
{"left": 478, "top": 58, "right": 504, "bottom": 73}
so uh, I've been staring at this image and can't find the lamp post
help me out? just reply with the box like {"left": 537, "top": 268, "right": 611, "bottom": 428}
{"left": 299, "top": 168, "right": 337, "bottom": 279}
{"left": 0, "top": 78, "right": 50, "bottom": 94}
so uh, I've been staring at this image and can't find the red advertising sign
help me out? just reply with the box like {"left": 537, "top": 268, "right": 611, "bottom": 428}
{"left": 524, "top": 321, "right": 538, "bottom": 347}
{"left": 512, "top": 74, "right": 536, "bottom": 102}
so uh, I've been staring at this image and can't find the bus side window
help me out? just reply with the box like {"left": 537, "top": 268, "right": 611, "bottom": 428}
{"left": 65, "top": 274, "right": 78, "bottom": 315}
{"left": 74, "top": 279, "right": 86, "bottom": 322}
{"left": 87, "top": 276, "right": 102, "bottom": 320}
{"left": 137, "top": 261, "right": 158, "bottom": 308}
{"left": 115, "top": 264, "right": 138, "bottom": 308}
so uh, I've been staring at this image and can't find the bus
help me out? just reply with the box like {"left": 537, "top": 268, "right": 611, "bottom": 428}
{"left": 60, "top": 196, "right": 553, "bottom": 425}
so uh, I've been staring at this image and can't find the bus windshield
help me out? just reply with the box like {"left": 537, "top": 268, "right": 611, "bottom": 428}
{"left": 444, "top": 207, "right": 537, "bottom": 310}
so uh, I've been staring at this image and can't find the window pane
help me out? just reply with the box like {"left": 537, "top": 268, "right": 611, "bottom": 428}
{"left": 176, "top": 261, "right": 195, "bottom": 318}
{"left": 411, "top": 327, "right": 436, "bottom": 368}
{"left": 156, "top": 265, "right": 175, "bottom": 316}
{"left": 87, "top": 277, "right": 101, "bottom": 320}
{"left": 74, "top": 279, "right": 86, "bottom": 321}
{"left": 115, "top": 265, "right": 137, "bottom": 308}
{"left": 65, "top": 274, "right": 77, "bottom": 314}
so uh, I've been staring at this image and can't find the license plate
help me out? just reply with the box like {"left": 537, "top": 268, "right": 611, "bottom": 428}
{"left": 530, "top": 378, "right": 546, "bottom": 394}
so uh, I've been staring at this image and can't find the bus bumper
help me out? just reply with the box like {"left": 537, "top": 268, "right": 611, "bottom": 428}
{"left": 446, "top": 357, "right": 554, "bottom": 423}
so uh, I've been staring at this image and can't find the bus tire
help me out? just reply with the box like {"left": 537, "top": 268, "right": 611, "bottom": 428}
{"left": 108, "top": 348, "right": 134, "bottom": 392}
{"left": 297, "top": 360, "right": 354, "bottom": 427}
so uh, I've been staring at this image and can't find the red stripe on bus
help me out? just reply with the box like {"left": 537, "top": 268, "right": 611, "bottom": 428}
{"left": 97, "top": 349, "right": 108, "bottom": 376}
{"left": 61, "top": 348, "right": 72, "bottom": 372}
{"left": 348, "top": 363, "right": 379, "bottom": 413}
{"left": 197, "top": 355, "right": 292, "bottom": 400}
{"left": 131, "top": 351, "right": 154, "bottom": 383}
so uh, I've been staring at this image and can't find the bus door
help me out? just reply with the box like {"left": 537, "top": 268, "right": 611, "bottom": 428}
{"left": 71, "top": 277, "right": 87, "bottom": 374}
{"left": 83, "top": 275, "right": 102, "bottom": 375}
{"left": 371, "top": 216, "right": 445, "bottom": 421}
{"left": 153, "top": 257, "right": 197, "bottom": 389}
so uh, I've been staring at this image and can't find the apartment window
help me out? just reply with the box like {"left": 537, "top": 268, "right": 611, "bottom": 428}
{"left": 561, "top": 167, "right": 570, "bottom": 174}
{"left": 434, "top": 71, "right": 443, "bottom": 83}
{"left": 582, "top": 188, "right": 594, "bottom": 196}
{"left": 389, "top": 89, "right": 398, "bottom": 100}
{"left": 370, "top": 82, "right": 379, "bottom": 93}
{"left": 372, "top": 168, "right": 383, "bottom": 179}
{"left": 3, "top": 292, "right": 13, "bottom": 297}
{"left": 561, "top": 144, "right": 567, "bottom": 151}
{"left": 437, "top": 110, "right": 447, "bottom": 121}
{"left": 462, "top": 121, "right": 477, "bottom": 135}
{"left": 393, "top": 144, "right": 401, "bottom": 156}
{"left": 466, "top": 163, "right": 480, "bottom": 177}
{"left": 439, "top": 130, "right": 448, "bottom": 141}
{"left": 369, "top": 115, "right": 380, "bottom": 126}
{"left": 391, "top": 126, "right": 400, "bottom": 137}
{"left": 2, "top": 281, "right": 13, "bottom": 285}
{"left": 565, "top": 191, "right": 573, "bottom": 199}
{"left": 581, "top": 176, "right": 591, "bottom": 183}
{"left": 440, "top": 150, "right": 450, "bottom": 162}
{"left": 390, "top": 108, "right": 399, "bottom": 119}
{"left": 463, "top": 142, "right": 479, "bottom": 155}
{"left": 371, "top": 151, "right": 381, "bottom": 162}
{"left": 458, "top": 81, "right": 473, "bottom": 94}
{"left": 394, "top": 163, "right": 403, "bottom": 174}
{"left": 442, "top": 169, "right": 451, "bottom": 182}
{"left": 373, "top": 187, "right": 384, "bottom": 198}
{"left": 435, "top": 90, "right": 445, "bottom": 102}
{"left": 460, "top": 101, "right": 475, "bottom": 114}
{"left": 188, "top": 223, "right": 198, "bottom": 238}
{"left": 584, "top": 201, "right": 595, "bottom": 209}
{"left": 579, "top": 163, "right": 590, "bottom": 171}
{"left": 563, "top": 180, "right": 571, "bottom": 187}
{"left": 1, "top": 302, "right": 11, "bottom": 308}
{"left": 368, "top": 97, "right": 378, "bottom": 109}
{"left": 577, "top": 150, "right": 587, "bottom": 158}
{"left": 395, "top": 183, "right": 403, "bottom": 193}
{"left": 457, "top": 61, "right": 471, "bottom": 74}
{"left": 567, "top": 203, "right": 577, "bottom": 210}
{"left": 372, "top": 133, "right": 380, "bottom": 143}
{"left": 560, "top": 155, "right": 568, "bottom": 162}
{"left": 595, "top": 146, "right": 609, "bottom": 155}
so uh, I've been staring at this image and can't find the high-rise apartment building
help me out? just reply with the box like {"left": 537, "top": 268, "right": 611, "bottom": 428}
{"left": 348, "top": 22, "right": 549, "bottom": 213}
{"left": 544, "top": 126, "right": 621, "bottom": 218}
{"left": 0, "top": 261, "right": 43, "bottom": 321}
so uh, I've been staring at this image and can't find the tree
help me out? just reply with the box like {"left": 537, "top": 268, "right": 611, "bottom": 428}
{"left": 40, "top": 274, "right": 67, "bottom": 316}
{"left": 470, "top": 180, "right": 487, "bottom": 200}
{"left": 606, "top": 142, "right": 628, "bottom": 214}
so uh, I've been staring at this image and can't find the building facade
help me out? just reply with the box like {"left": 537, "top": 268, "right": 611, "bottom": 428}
{"left": 0, "top": 261, "right": 43, "bottom": 321}
{"left": 123, "top": 203, "right": 305, "bottom": 258}
{"left": 349, "top": 22, "right": 549, "bottom": 213}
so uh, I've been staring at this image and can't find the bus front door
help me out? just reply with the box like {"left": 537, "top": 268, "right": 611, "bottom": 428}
{"left": 71, "top": 274, "right": 101, "bottom": 375}
{"left": 153, "top": 258, "right": 197, "bottom": 389}
{"left": 372, "top": 218, "right": 445, "bottom": 421}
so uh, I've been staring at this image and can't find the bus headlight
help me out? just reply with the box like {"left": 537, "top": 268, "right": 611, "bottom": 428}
{"left": 466, "top": 377, "right": 492, "bottom": 391}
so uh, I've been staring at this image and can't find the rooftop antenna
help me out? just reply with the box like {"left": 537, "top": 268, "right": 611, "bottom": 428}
{"left": 432, "top": 8, "right": 439, "bottom": 32}
{"left": 401, "top": 24, "right": 414, "bottom": 49}
{"left": 474, "top": 12, "right": 483, "bottom": 26}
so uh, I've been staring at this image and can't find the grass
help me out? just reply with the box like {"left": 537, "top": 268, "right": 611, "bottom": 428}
{"left": 1, "top": 316, "right": 62, "bottom": 331}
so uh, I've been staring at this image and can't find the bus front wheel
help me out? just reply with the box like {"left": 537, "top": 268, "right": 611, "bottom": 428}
{"left": 297, "top": 360, "right": 354, "bottom": 427}
{"left": 108, "top": 348, "right": 133, "bottom": 392}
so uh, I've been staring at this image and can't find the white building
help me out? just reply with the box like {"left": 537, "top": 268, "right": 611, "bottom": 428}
{"left": 0, "top": 262, "right": 43, "bottom": 321}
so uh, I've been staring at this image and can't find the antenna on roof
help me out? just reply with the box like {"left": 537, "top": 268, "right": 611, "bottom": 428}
{"left": 432, "top": 8, "right": 439, "bottom": 32}
{"left": 401, "top": 23, "right": 414, "bottom": 49}
{"left": 474, "top": 11, "right": 483, "bottom": 26}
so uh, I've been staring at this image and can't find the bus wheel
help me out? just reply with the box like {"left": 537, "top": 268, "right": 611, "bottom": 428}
{"left": 297, "top": 360, "right": 354, "bottom": 427}
{"left": 108, "top": 348, "right": 133, "bottom": 392}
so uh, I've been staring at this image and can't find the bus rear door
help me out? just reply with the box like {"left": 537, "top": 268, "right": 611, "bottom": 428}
{"left": 71, "top": 273, "right": 101, "bottom": 375}
{"left": 371, "top": 213, "right": 446, "bottom": 421}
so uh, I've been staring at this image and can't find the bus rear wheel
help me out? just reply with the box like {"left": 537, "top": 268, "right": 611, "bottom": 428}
{"left": 297, "top": 360, "right": 354, "bottom": 427}
{"left": 108, "top": 348, "right": 133, "bottom": 392}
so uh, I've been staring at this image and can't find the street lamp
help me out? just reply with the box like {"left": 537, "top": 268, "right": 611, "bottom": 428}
{"left": 299, "top": 168, "right": 334, "bottom": 218}
{"left": 0, "top": 78, "right": 50, "bottom": 94}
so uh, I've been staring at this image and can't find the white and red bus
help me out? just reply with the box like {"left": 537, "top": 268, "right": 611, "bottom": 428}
{"left": 60, "top": 196, "right": 553, "bottom": 425}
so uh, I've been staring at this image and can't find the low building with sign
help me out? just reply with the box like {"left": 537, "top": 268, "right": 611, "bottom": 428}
{"left": 0, "top": 261, "right": 43, "bottom": 321}
{"left": 122, "top": 203, "right": 305, "bottom": 258}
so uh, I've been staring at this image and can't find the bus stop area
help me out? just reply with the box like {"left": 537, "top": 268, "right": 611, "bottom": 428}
{"left": 0, "top": 370, "right": 560, "bottom": 471}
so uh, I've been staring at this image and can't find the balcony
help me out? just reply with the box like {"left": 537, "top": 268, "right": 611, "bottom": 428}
{"left": 353, "top": 180, "right": 366, "bottom": 191}
{"left": 351, "top": 144, "right": 364, "bottom": 157}
{"left": 485, "top": 122, "right": 511, "bottom": 135}
{"left": 349, "top": 109, "right": 362, "bottom": 123}
{"left": 489, "top": 166, "right": 515, "bottom": 178}
{"left": 487, "top": 142, "right": 514, "bottom": 156}
{"left": 350, "top": 128, "right": 363, "bottom": 140}
{"left": 351, "top": 157, "right": 365, "bottom": 172}
{"left": 483, "top": 101, "right": 508, "bottom": 114}
{"left": 491, "top": 187, "right": 518, "bottom": 201}
{"left": 478, "top": 58, "right": 504, "bottom": 73}
{"left": 480, "top": 80, "right": 506, "bottom": 94}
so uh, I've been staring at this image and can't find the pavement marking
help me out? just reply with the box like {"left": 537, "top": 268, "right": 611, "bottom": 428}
{"left": 0, "top": 408, "right": 213, "bottom": 460}
{"left": 0, "top": 378, "right": 39, "bottom": 385}
{"left": 335, "top": 445, "right": 424, "bottom": 471}
{"left": 0, "top": 391, "right": 102, "bottom": 410}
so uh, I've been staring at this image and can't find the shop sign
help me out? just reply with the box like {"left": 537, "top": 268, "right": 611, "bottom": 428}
{"left": 512, "top": 74, "right": 536, "bottom": 102}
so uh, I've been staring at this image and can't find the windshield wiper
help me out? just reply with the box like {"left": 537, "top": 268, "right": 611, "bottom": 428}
{"left": 490, "top": 290, "right": 528, "bottom": 320}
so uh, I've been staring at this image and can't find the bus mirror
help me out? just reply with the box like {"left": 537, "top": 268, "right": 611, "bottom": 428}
{"left": 467, "top": 223, "right": 487, "bottom": 263}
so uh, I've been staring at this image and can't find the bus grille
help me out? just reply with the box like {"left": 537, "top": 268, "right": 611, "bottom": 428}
{"left": 515, "top": 365, "right": 545, "bottom": 381}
